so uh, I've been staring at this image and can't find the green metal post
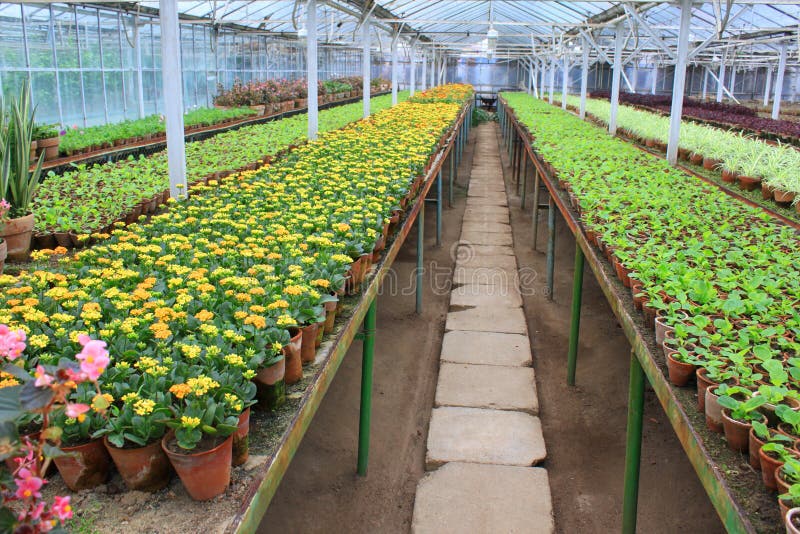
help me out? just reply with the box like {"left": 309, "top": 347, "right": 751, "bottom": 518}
{"left": 567, "top": 243, "right": 584, "bottom": 386}
{"left": 449, "top": 148, "right": 455, "bottom": 208}
{"left": 436, "top": 170, "right": 442, "bottom": 246}
{"left": 622, "top": 350, "right": 645, "bottom": 534}
{"left": 520, "top": 153, "right": 528, "bottom": 205}
{"left": 546, "top": 195, "right": 555, "bottom": 301}
{"left": 532, "top": 168, "right": 540, "bottom": 250}
{"left": 357, "top": 297, "right": 377, "bottom": 476}
{"left": 416, "top": 203, "right": 424, "bottom": 314}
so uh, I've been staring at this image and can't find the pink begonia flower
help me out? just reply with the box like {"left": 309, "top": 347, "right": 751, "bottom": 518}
{"left": 14, "top": 468, "right": 44, "bottom": 500}
{"left": 65, "top": 403, "right": 90, "bottom": 419}
{"left": 75, "top": 335, "right": 109, "bottom": 380}
{"left": 0, "top": 324, "right": 26, "bottom": 360}
{"left": 34, "top": 365, "right": 53, "bottom": 387}
{"left": 29, "top": 501, "right": 45, "bottom": 520}
{"left": 51, "top": 495, "right": 73, "bottom": 521}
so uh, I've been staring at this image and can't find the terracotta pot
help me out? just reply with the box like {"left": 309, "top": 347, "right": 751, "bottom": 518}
{"left": 282, "top": 327, "right": 303, "bottom": 385}
{"left": 774, "top": 190, "right": 796, "bottom": 204}
{"left": 2, "top": 213, "right": 35, "bottom": 263}
{"left": 54, "top": 439, "right": 112, "bottom": 491}
{"left": 612, "top": 256, "right": 631, "bottom": 288}
{"left": 758, "top": 396, "right": 800, "bottom": 427}
{"left": 695, "top": 368, "right": 716, "bottom": 413}
{"left": 0, "top": 240, "right": 6, "bottom": 274}
{"left": 162, "top": 432, "right": 232, "bottom": 501}
{"left": 300, "top": 323, "right": 319, "bottom": 364}
{"left": 705, "top": 387, "right": 724, "bottom": 433}
{"left": 104, "top": 436, "right": 171, "bottom": 491}
{"left": 32, "top": 231, "right": 56, "bottom": 250}
{"left": 313, "top": 321, "right": 324, "bottom": 348}
{"left": 786, "top": 507, "right": 800, "bottom": 533}
{"left": 53, "top": 231, "right": 72, "bottom": 248}
{"left": 762, "top": 182, "right": 776, "bottom": 200}
{"left": 690, "top": 153, "right": 704, "bottom": 165}
{"left": 738, "top": 175, "right": 761, "bottom": 191}
{"left": 666, "top": 353, "right": 696, "bottom": 387}
{"left": 654, "top": 314, "right": 675, "bottom": 349}
{"left": 255, "top": 357, "right": 286, "bottom": 411}
{"left": 323, "top": 298, "right": 338, "bottom": 334}
{"left": 749, "top": 427, "right": 767, "bottom": 470}
{"left": 760, "top": 445, "right": 792, "bottom": 491}
{"left": 232, "top": 408, "right": 250, "bottom": 467}
{"left": 777, "top": 465, "right": 795, "bottom": 496}
{"left": 702, "top": 157, "right": 720, "bottom": 170}
{"left": 720, "top": 409, "right": 754, "bottom": 453}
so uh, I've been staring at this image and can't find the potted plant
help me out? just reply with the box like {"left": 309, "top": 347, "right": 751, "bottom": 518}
{"left": 761, "top": 442, "right": 800, "bottom": 491}
{"left": 717, "top": 393, "right": 767, "bottom": 452}
{"left": 0, "top": 83, "right": 45, "bottom": 262}
{"left": 780, "top": 484, "right": 800, "bottom": 519}
{"left": 32, "top": 123, "right": 61, "bottom": 161}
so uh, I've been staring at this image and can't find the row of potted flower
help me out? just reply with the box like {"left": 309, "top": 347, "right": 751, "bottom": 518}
{"left": 213, "top": 76, "right": 391, "bottom": 116}
{"left": 57, "top": 107, "right": 259, "bottom": 158}
{"left": 27, "top": 93, "right": 406, "bottom": 254}
{"left": 560, "top": 94, "right": 800, "bottom": 212}
{"left": 502, "top": 92, "right": 800, "bottom": 532}
{"left": 0, "top": 88, "right": 471, "bottom": 513}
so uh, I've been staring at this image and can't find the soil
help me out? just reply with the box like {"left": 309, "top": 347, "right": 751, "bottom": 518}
{"left": 163, "top": 434, "right": 227, "bottom": 455}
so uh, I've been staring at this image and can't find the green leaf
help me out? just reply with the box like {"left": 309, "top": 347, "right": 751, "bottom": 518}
{"left": 0, "top": 386, "right": 23, "bottom": 423}
{"left": 19, "top": 382, "right": 54, "bottom": 412}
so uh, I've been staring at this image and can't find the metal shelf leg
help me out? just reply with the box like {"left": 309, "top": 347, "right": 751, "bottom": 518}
{"left": 357, "top": 297, "right": 377, "bottom": 476}
{"left": 622, "top": 350, "right": 645, "bottom": 534}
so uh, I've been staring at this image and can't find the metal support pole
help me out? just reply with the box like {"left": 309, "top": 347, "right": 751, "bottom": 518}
{"left": 520, "top": 154, "right": 528, "bottom": 209}
{"left": 546, "top": 195, "right": 555, "bottom": 301}
{"left": 666, "top": 0, "right": 692, "bottom": 166}
{"left": 566, "top": 243, "right": 584, "bottom": 386}
{"left": 356, "top": 297, "right": 377, "bottom": 476}
{"left": 579, "top": 40, "right": 589, "bottom": 120}
{"left": 436, "top": 170, "right": 442, "bottom": 246}
{"left": 307, "top": 0, "right": 318, "bottom": 140}
{"left": 409, "top": 46, "right": 416, "bottom": 96}
{"left": 540, "top": 58, "right": 547, "bottom": 98}
{"left": 362, "top": 17, "right": 370, "bottom": 118}
{"left": 548, "top": 58, "right": 556, "bottom": 104}
{"left": 701, "top": 67, "right": 708, "bottom": 100}
{"left": 772, "top": 45, "right": 787, "bottom": 120}
{"left": 532, "top": 167, "right": 541, "bottom": 250}
{"left": 622, "top": 350, "right": 646, "bottom": 534}
{"left": 716, "top": 60, "right": 726, "bottom": 102}
{"left": 609, "top": 21, "right": 624, "bottom": 135}
{"left": 763, "top": 66, "right": 773, "bottom": 108}
{"left": 652, "top": 65, "right": 660, "bottom": 96}
{"left": 391, "top": 35, "right": 399, "bottom": 105}
{"left": 421, "top": 53, "right": 427, "bottom": 91}
{"left": 158, "top": 0, "right": 187, "bottom": 200}
{"left": 561, "top": 58, "right": 569, "bottom": 110}
{"left": 416, "top": 201, "right": 425, "bottom": 314}
{"left": 449, "top": 147, "right": 455, "bottom": 207}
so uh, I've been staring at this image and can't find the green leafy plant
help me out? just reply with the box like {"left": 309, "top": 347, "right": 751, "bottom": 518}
{"left": 0, "top": 82, "right": 44, "bottom": 216}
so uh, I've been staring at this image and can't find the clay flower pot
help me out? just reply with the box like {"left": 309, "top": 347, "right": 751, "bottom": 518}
{"left": 787, "top": 508, "right": 800, "bottom": 534}
{"left": 232, "top": 408, "right": 250, "bottom": 467}
{"left": 749, "top": 427, "right": 767, "bottom": 470}
{"left": 282, "top": 327, "right": 303, "bottom": 385}
{"left": 774, "top": 189, "right": 796, "bottom": 205}
{"left": 2, "top": 213, "right": 35, "bottom": 263}
{"left": 323, "top": 298, "right": 338, "bottom": 334}
{"left": 54, "top": 439, "right": 112, "bottom": 491}
{"left": 104, "top": 436, "right": 171, "bottom": 491}
{"left": 0, "top": 239, "right": 6, "bottom": 275}
{"left": 654, "top": 314, "right": 675, "bottom": 351}
{"left": 314, "top": 321, "right": 325, "bottom": 348}
{"left": 705, "top": 387, "right": 724, "bottom": 434}
{"left": 300, "top": 323, "right": 319, "bottom": 364}
{"left": 776, "top": 465, "right": 794, "bottom": 496}
{"left": 720, "top": 409, "right": 756, "bottom": 453}
{"left": 666, "top": 352, "right": 696, "bottom": 387}
{"left": 759, "top": 445, "right": 797, "bottom": 491}
{"left": 255, "top": 356, "right": 286, "bottom": 411}
{"left": 162, "top": 432, "right": 233, "bottom": 501}
{"left": 695, "top": 368, "right": 716, "bottom": 413}
{"left": 738, "top": 175, "right": 761, "bottom": 191}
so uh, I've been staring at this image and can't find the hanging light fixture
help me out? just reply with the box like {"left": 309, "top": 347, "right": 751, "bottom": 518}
{"left": 486, "top": 0, "right": 498, "bottom": 57}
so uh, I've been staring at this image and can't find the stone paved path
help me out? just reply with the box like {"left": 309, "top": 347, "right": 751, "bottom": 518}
{"left": 411, "top": 124, "right": 554, "bottom": 533}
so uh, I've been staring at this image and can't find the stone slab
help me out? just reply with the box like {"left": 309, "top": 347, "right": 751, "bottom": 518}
{"left": 450, "top": 283, "right": 522, "bottom": 309}
{"left": 456, "top": 253, "right": 517, "bottom": 270}
{"left": 459, "top": 231, "right": 513, "bottom": 246}
{"left": 465, "top": 196, "right": 508, "bottom": 207}
{"left": 412, "top": 462, "right": 554, "bottom": 534}
{"left": 462, "top": 212, "right": 510, "bottom": 224}
{"left": 445, "top": 306, "right": 527, "bottom": 334}
{"left": 463, "top": 205, "right": 509, "bottom": 217}
{"left": 425, "top": 407, "right": 546, "bottom": 468}
{"left": 469, "top": 183, "right": 506, "bottom": 193}
{"left": 468, "top": 191, "right": 508, "bottom": 202}
{"left": 460, "top": 221, "right": 512, "bottom": 234}
{"left": 458, "top": 244, "right": 515, "bottom": 257}
{"left": 435, "top": 363, "right": 538, "bottom": 414}
{"left": 453, "top": 266, "right": 518, "bottom": 286}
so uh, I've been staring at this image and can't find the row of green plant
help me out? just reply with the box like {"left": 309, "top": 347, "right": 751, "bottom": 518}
{"left": 58, "top": 107, "right": 257, "bottom": 155}
{"left": 504, "top": 91, "right": 800, "bottom": 528}
{"left": 560, "top": 94, "right": 800, "bottom": 200}
{"left": 33, "top": 92, "right": 409, "bottom": 236}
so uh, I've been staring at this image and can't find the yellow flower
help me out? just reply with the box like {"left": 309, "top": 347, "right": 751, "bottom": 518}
{"left": 181, "top": 416, "right": 201, "bottom": 429}
{"left": 133, "top": 399, "right": 156, "bottom": 416}
{"left": 284, "top": 285, "right": 304, "bottom": 296}
{"left": 169, "top": 383, "right": 192, "bottom": 399}
{"left": 194, "top": 309, "right": 215, "bottom": 322}
{"left": 243, "top": 315, "right": 267, "bottom": 329}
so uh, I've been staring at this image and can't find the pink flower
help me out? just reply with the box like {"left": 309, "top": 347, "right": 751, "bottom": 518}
{"left": 65, "top": 403, "right": 90, "bottom": 420}
{"left": 0, "top": 324, "right": 26, "bottom": 360}
{"left": 51, "top": 495, "right": 72, "bottom": 521}
{"left": 34, "top": 365, "right": 53, "bottom": 387}
{"left": 14, "top": 467, "right": 44, "bottom": 500}
{"left": 75, "top": 335, "right": 109, "bottom": 380}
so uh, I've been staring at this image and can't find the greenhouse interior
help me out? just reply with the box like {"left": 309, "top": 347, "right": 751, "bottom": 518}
{"left": 0, "top": 0, "right": 799, "bottom": 532}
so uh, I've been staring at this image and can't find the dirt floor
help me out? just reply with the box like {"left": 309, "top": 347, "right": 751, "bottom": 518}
{"left": 259, "top": 126, "right": 477, "bottom": 533}
{"left": 497, "top": 124, "right": 726, "bottom": 534}
{"left": 260, "top": 121, "right": 727, "bottom": 534}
